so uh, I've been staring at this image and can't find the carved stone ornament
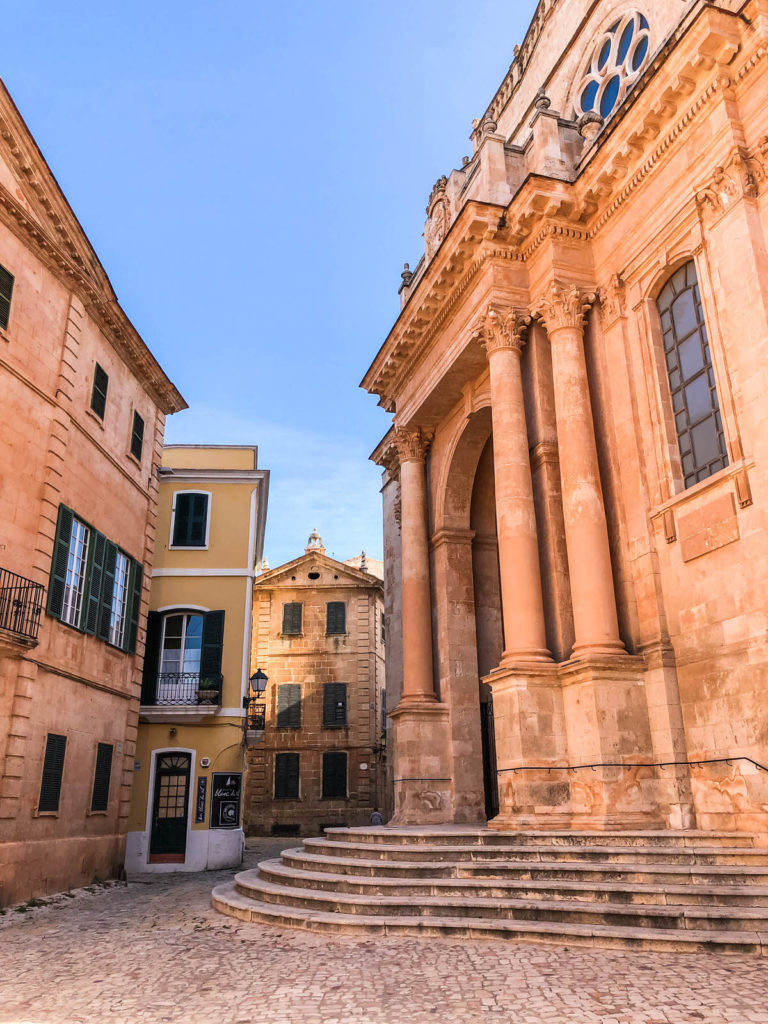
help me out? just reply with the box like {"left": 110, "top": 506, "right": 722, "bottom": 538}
{"left": 473, "top": 305, "right": 531, "bottom": 356}
{"left": 599, "top": 274, "right": 626, "bottom": 326}
{"left": 534, "top": 282, "right": 596, "bottom": 334}
{"left": 393, "top": 426, "right": 434, "bottom": 463}
{"left": 425, "top": 191, "right": 450, "bottom": 260}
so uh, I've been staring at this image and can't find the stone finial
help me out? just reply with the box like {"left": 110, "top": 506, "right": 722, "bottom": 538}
{"left": 305, "top": 528, "right": 325, "bottom": 555}
{"left": 359, "top": 551, "right": 368, "bottom": 573}
{"left": 578, "top": 111, "right": 604, "bottom": 143}
{"left": 260, "top": 556, "right": 269, "bottom": 572}
{"left": 479, "top": 113, "right": 498, "bottom": 137}
{"left": 462, "top": 155, "right": 471, "bottom": 167}
{"left": 534, "top": 282, "right": 597, "bottom": 335}
{"left": 534, "top": 87, "right": 551, "bottom": 111}
{"left": 401, "top": 262, "right": 414, "bottom": 287}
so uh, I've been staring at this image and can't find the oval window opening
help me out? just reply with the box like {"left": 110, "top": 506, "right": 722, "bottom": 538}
{"left": 308, "top": 572, "right": 320, "bottom": 580}
{"left": 600, "top": 75, "right": 621, "bottom": 118}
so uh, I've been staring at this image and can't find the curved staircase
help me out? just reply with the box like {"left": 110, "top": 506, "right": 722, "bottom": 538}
{"left": 212, "top": 826, "right": 768, "bottom": 953}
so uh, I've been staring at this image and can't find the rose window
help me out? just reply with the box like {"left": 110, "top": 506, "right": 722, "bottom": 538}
{"left": 576, "top": 12, "right": 651, "bottom": 120}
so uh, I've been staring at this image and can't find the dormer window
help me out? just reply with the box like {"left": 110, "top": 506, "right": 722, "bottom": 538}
{"left": 576, "top": 12, "right": 651, "bottom": 121}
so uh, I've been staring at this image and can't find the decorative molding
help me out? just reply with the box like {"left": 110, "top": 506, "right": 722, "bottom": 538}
{"left": 599, "top": 273, "right": 627, "bottom": 327}
{"left": 473, "top": 305, "right": 530, "bottom": 357}
{"left": 530, "top": 439, "right": 559, "bottom": 472}
{"left": 534, "top": 282, "right": 596, "bottom": 334}
{"left": 392, "top": 427, "right": 434, "bottom": 464}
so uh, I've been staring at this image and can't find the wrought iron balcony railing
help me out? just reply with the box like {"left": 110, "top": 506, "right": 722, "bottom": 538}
{"left": 140, "top": 672, "right": 222, "bottom": 708}
{"left": 0, "top": 568, "right": 44, "bottom": 642}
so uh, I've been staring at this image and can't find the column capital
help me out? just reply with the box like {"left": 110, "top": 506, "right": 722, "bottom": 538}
{"left": 393, "top": 426, "right": 434, "bottom": 463}
{"left": 534, "top": 281, "right": 596, "bottom": 335}
{"left": 473, "top": 305, "right": 531, "bottom": 357}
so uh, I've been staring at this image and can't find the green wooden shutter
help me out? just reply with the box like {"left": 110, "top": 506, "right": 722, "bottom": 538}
{"left": 322, "top": 751, "right": 347, "bottom": 799}
{"left": 82, "top": 532, "right": 106, "bottom": 635}
{"left": 38, "top": 733, "right": 67, "bottom": 812}
{"left": 326, "top": 602, "right": 346, "bottom": 634}
{"left": 90, "top": 742, "right": 113, "bottom": 812}
{"left": 277, "top": 684, "right": 302, "bottom": 729}
{"left": 275, "top": 752, "right": 300, "bottom": 799}
{"left": 125, "top": 560, "right": 143, "bottom": 653}
{"left": 0, "top": 264, "right": 14, "bottom": 330}
{"left": 323, "top": 683, "right": 347, "bottom": 728}
{"left": 130, "top": 412, "right": 144, "bottom": 461}
{"left": 47, "top": 505, "right": 74, "bottom": 619}
{"left": 141, "top": 611, "right": 163, "bottom": 704}
{"left": 200, "top": 610, "right": 225, "bottom": 685}
{"left": 90, "top": 364, "right": 109, "bottom": 419}
{"left": 172, "top": 493, "right": 209, "bottom": 547}
{"left": 282, "top": 602, "right": 302, "bottom": 634}
{"left": 97, "top": 542, "right": 118, "bottom": 642}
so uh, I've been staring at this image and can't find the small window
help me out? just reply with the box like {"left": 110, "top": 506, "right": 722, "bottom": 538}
{"left": 322, "top": 751, "right": 347, "bottom": 800}
{"left": 0, "top": 263, "right": 14, "bottom": 330}
{"left": 326, "top": 601, "right": 346, "bottom": 635}
{"left": 282, "top": 602, "right": 303, "bottom": 635}
{"left": 171, "top": 492, "right": 209, "bottom": 547}
{"left": 323, "top": 683, "right": 347, "bottom": 728}
{"left": 130, "top": 411, "right": 145, "bottom": 461}
{"left": 90, "top": 363, "right": 109, "bottom": 420}
{"left": 90, "top": 743, "right": 113, "bottom": 812}
{"left": 275, "top": 752, "right": 300, "bottom": 800}
{"left": 39, "top": 733, "right": 67, "bottom": 812}
{"left": 656, "top": 261, "right": 728, "bottom": 488}
{"left": 277, "top": 684, "right": 302, "bottom": 729}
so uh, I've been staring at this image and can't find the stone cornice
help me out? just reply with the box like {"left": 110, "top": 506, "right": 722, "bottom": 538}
{"left": 0, "top": 84, "right": 186, "bottom": 415}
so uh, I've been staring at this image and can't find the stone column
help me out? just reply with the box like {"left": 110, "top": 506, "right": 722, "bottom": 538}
{"left": 393, "top": 426, "right": 437, "bottom": 704}
{"left": 476, "top": 307, "right": 551, "bottom": 664}
{"left": 536, "top": 283, "right": 624, "bottom": 658}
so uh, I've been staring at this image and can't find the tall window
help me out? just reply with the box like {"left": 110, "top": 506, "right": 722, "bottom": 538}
{"left": 90, "top": 743, "right": 114, "bottom": 812}
{"left": 277, "top": 684, "right": 302, "bottom": 729}
{"left": 171, "top": 492, "right": 210, "bottom": 547}
{"left": 322, "top": 752, "right": 347, "bottom": 800}
{"left": 90, "top": 363, "right": 109, "bottom": 419}
{"left": 323, "top": 683, "right": 347, "bottom": 728}
{"left": 282, "top": 602, "right": 303, "bottom": 635}
{"left": 0, "top": 263, "right": 14, "bottom": 330}
{"left": 275, "top": 752, "right": 300, "bottom": 799}
{"left": 141, "top": 609, "right": 225, "bottom": 706}
{"left": 130, "top": 411, "right": 145, "bottom": 461}
{"left": 656, "top": 261, "right": 728, "bottom": 488}
{"left": 159, "top": 613, "right": 203, "bottom": 675}
{"left": 326, "top": 601, "right": 346, "bottom": 635}
{"left": 61, "top": 517, "right": 90, "bottom": 627}
{"left": 108, "top": 551, "right": 130, "bottom": 648}
{"left": 39, "top": 733, "right": 67, "bottom": 813}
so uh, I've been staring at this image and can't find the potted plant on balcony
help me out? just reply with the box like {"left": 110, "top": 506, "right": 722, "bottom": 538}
{"left": 197, "top": 676, "right": 221, "bottom": 705}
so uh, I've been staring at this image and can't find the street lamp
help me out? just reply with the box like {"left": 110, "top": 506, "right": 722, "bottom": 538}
{"left": 243, "top": 669, "right": 269, "bottom": 734}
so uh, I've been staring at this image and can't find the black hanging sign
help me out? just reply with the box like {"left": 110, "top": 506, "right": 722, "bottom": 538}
{"left": 210, "top": 772, "right": 242, "bottom": 829}
{"left": 195, "top": 776, "right": 207, "bottom": 823}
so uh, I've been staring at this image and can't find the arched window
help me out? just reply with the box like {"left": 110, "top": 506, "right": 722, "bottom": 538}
{"left": 576, "top": 12, "right": 651, "bottom": 120}
{"left": 141, "top": 609, "right": 225, "bottom": 706}
{"left": 656, "top": 261, "right": 728, "bottom": 488}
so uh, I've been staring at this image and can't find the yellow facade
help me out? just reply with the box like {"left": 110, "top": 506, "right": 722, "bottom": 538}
{"left": 126, "top": 445, "right": 268, "bottom": 872}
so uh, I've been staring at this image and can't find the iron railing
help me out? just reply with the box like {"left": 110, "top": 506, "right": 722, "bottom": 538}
{"left": 0, "top": 568, "right": 44, "bottom": 642}
{"left": 140, "top": 672, "right": 222, "bottom": 707}
{"left": 246, "top": 702, "right": 266, "bottom": 731}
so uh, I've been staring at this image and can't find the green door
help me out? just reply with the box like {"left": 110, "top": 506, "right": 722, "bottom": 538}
{"left": 149, "top": 753, "right": 191, "bottom": 857}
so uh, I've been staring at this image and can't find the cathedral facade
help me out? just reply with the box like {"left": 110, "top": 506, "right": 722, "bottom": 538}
{"left": 363, "top": 0, "right": 768, "bottom": 834}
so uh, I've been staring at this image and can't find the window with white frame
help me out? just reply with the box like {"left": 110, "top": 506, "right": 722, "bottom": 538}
{"left": 171, "top": 492, "right": 210, "bottom": 548}
{"left": 107, "top": 551, "right": 130, "bottom": 648}
{"left": 61, "top": 518, "right": 90, "bottom": 627}
{"left": 576, "top": 12, "right": 651, "bottom": 121}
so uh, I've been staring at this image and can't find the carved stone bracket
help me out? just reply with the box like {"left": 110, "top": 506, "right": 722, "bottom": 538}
{"left": 393, "top": 426, "right": 434, "bottom": 464}
{"left": 473, "top": 305, "right": 531, "bottom": 357}
{"left": 534, "top": 282, "right": 596, "bottom": 334}
{"left": 599, "top": 274, "right": 627, "bottom": 327}
{"left": 695, "top": 147, "right": 766, "bottom": 220}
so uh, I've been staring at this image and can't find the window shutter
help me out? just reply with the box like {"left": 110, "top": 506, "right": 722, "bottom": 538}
{"left": 275, "top": 752, "right": 300, "bottom": 799}
{"left": 0, "top": 264, "right": 14, "bottom": 330}
{"left": 277, "top": 684, "right": 302, "bottom": 729}
{"left": 326, "top": 602, "right": 346, "bottom": 635}
{"left": 90, "top": 364, "right": 109, "bottom": 419}
{"left": 322, "top": 751, "right": 347, "bottom": 800}
{"left": 200, "top": 610, "right": 225, "bottom": 685}
{"left": 172, "top": 493, "right": 209, "bottom": 547}
{"left": 141, "top": 611, "right": 163, "bottom": 704}
{"left": 47, "top": 505, "right": 74, "bottom": 618}
{"left": 282, "top": 602, "right": 302, "bottom": 634}
{"left": 323, "top": 683, "right": 347, "bottom": 728}
{"left": 90, "top": 743, "right": 113, "bottom": 812}
{"left": 96, "top": 541, "right": 118, "bottom": 641}
{"left": 381, "top": 612, "right": 386, "bottom": 644}
{"left": 124, "top": 560, "right": 143, "bottom": 653}
{"left": 80, "top": 531, "right": 105, "bottom": 635}
{"left": 39, "top": 733, "right": 67, "bottom": 812}
{"left": 130, "top": 412, "right": 144, "bottom": 461}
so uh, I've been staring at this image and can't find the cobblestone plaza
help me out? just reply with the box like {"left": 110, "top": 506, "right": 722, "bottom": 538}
{"left": 1, "top": 839, "right": 768, "bottom": 1024}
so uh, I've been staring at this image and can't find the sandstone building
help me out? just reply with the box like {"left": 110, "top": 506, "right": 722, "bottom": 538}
{"left": 244, "top": 533, "right": 385, "bottom": 836}
{"left": 125, "top": 445, "right": 269, "bottom": 872}
{"left": 362, "top": 0, "right": 768, "bottom": 833}
{"left": 0, "top": 80, "right": 185, "bottom": 904}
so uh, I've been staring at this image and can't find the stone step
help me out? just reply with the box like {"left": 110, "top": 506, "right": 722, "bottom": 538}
{"left": 281, "top": 848, "right": 768, "bottom": 885}
{"left": 302, "top": 837, "right": 768, "bottom": 867}
{"left": 257, "top": 858, "right": 768, "bottom": 907}
{"left": 234, "top": 870, "right": 768, "bottom": 932}
{"left": 211, "top": 883, "right": 768, "bottom": 954}
{"left": 324, "top": 827, "right": 760, "bottom": 850}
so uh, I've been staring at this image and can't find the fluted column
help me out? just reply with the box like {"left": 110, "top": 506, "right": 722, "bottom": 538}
{"left": 394, "top": 426, "right": 437, "bottom": 703}
{"left": 475, "top": 307, "right": 551, "bottom": 664}
{"left": 536, "top": 283, "right": 624, "bottom": 657}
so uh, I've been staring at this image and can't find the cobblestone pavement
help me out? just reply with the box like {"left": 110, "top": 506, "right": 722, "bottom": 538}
{"left": 2, "top": 838, "right": 768, "bottom": 1024}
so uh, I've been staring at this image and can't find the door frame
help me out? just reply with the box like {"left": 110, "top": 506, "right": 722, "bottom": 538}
{"left": 145, "top": 746, "right": 196, "bottom": 862}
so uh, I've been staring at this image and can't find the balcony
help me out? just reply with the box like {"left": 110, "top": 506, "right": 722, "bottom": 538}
{"left": 139, "top": 672, "right": 222, "bottom": 723}
{"left": 0, "top": 568, "right": 44, "bottom": 648}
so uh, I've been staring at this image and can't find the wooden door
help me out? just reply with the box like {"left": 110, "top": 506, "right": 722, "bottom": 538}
{"left": 149, "top": 752, "right": 191, "bottom": 859}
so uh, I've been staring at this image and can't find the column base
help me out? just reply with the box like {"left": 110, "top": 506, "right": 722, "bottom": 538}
{"left": 389, "top": 701, "right": 453, "bottom": 825}
{"left": 499, "top": 648, "right": 553, "bottom": 667}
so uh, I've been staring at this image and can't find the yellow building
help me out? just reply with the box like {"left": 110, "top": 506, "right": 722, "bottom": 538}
{"left": 126, "top": 445, "right": 269, "bottom": 872}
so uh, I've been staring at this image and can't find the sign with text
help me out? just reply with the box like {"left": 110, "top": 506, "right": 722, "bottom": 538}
{"left": 210, "top": 772, "right": 241, "bottom": 829}
{"left": 195, "top": 776, "right": 207, "bottom": 824}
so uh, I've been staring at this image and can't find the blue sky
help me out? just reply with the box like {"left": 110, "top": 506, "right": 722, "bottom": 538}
{"left": 3, "top": 0, "right": 536, "bottom": 567}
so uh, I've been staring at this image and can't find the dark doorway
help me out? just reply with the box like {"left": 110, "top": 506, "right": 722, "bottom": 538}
{"left": 149, "top": 752, "right": 191, "bottom": 861}
{"left": 480, "top": 699, "right": 499, "bottom": 820}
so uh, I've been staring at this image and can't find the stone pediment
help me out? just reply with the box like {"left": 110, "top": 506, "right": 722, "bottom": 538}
{"left": 254, "top": 551, "right": 382, "bottom": 590}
